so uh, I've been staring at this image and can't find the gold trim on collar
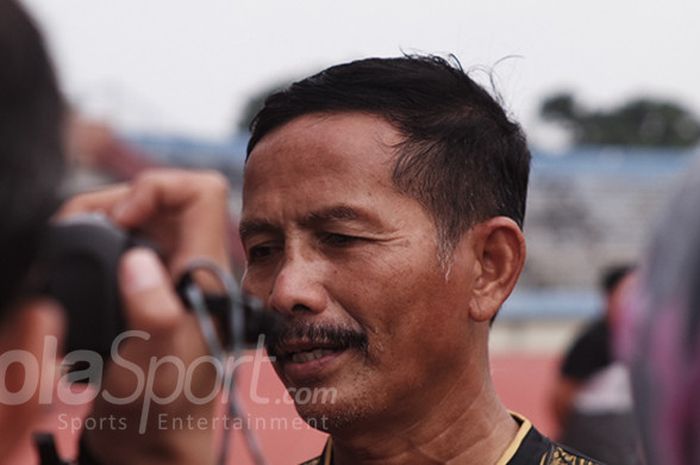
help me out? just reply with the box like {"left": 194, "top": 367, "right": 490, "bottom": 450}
{"left": 495, "top": 412, "right": 532, "bottom": 465}
{"left": 323, "top": 437, "right": 333, "bottom": 465}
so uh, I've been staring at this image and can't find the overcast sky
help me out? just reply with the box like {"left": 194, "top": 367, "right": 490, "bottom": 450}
{"left": 20, "top": 0, "right": 700, "bottom": 148}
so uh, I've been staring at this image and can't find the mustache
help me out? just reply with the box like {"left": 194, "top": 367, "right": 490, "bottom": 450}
{"left": 265, "top": 321, "right": 369, "bottom": 358}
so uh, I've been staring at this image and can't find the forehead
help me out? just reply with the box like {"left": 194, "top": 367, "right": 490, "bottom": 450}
{"left": 243, "top": 113, "right": 406, "bottom": 213}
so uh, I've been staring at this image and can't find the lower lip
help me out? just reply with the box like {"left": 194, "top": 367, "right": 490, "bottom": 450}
{"left": 281, "top": 349, "right": 347, "bottom": 383}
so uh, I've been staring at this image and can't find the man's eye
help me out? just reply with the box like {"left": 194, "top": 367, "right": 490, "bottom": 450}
{"left": 247, "top": 245, "right": 276, "bottom": 262}
{"left": 320, "top": 233, "right": 361, "bottom": 247}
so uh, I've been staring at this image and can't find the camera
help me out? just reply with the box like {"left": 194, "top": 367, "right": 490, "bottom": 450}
{"left": 28, "top": 214, "right": 276, "bottom": 357}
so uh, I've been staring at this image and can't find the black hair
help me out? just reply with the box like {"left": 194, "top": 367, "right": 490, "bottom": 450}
{"left": 602, "top": 264, "right": 634, "bottom": 296}
{"left": 0, "top": 0, "right": 65, "bottom": 315}
{"left": 247, "top": 55, "right": 531, "bottom": 259}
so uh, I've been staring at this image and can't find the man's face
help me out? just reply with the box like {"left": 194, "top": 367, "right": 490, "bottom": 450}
{"left": 241, "top": 113, "right": 479, "bottom": 432}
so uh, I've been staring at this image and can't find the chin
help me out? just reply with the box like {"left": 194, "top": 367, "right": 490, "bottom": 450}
{"left": 292, "top": 390, "right": 378, "bottom": 434}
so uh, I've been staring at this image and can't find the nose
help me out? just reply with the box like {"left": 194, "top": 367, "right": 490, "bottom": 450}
{"left": 267, "top": 256, "right": 328, "bottom": 316}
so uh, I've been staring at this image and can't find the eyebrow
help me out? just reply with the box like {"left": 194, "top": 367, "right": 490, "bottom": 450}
{"left": 239, "top": 205, "right": 380, "bottom": 241}
{"left": 299, "top": 205, "right": 362, "bottom": 228}
{"left": 239, "top": 218, "right": 278, "bottom": 242}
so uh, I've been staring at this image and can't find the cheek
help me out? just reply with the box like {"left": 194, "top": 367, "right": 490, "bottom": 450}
{"left": 240, "top": 271, "right": 257, "bottom": 295}
{"left": 335, "top": 254, "right": 465, "bottom": 356}
{"left": 241, "top": 264, "right": 277, "bottom": 299}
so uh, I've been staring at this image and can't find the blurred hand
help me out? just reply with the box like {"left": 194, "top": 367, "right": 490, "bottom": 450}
{"left": 85, "top": 249, "right": 218, "bottom": 465}
{"left": 59, "top": 168, "right": 232, "bottom": 276}
{"left": 59, "top": 169, "right": 233, "bottom": 465}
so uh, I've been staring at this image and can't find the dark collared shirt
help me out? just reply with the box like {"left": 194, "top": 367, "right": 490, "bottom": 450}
{"left": 299, "top": 414, "right": 604, "bottom": 465}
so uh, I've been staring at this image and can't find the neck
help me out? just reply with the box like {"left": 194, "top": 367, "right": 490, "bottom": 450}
{"left": 331, "top": 345, "right": 519, "bottom": 465}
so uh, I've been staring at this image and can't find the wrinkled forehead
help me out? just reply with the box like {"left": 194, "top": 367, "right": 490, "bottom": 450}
{"left": 247, "top": 111, "right": 403, "bottom": 160}
{"left": 243, "top": 112, "right": 403, "bottom": 198}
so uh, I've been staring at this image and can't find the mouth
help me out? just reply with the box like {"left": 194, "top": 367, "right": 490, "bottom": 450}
{"left": 274, "top": 340, "right": 350, "bottom": 383}
{"left": 289, "top": 348, "right": 341, "bottom": 363}
{"left": 265, "top": 323, "right": 369, "bottom": 385}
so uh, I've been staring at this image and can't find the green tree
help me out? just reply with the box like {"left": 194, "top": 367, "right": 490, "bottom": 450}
{"left": 540, "top": 92, "right": 580, "bottom": 123}
{"left": 540, "top": 92, "right": 700, "bottom": 148}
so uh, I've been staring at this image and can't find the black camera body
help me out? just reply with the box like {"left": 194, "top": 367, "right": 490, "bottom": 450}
{"left": 31, "top": 214, "right": 274, "bottom": 356}
{"left": 33, "top": 215, "right": 128, "bottom": 356}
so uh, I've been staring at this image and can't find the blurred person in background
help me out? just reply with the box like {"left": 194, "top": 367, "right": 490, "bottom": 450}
{"left": 550, "top": 265, "right": 643, "bottom": 464}
{"left": 241, "top": 56, "right": 603, "bottom": 465}
{"left": 0, "top": 1, "right": 230, "bottom": 463}
{"left": 620, "top": 157, "right": 700, "bottom": 465}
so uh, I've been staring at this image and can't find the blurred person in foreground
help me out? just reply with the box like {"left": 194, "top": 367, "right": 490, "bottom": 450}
{"left": 240, "top": 56, "right": 603, "bottom": 464}
{"left": 620, "top": 156, "right": 700, "bottom": 465}
{"left": 551, "top": 265, "right": 643, "bottom": 464}
{"left": 0, "top": 1, "right": 229, "bottom": 463}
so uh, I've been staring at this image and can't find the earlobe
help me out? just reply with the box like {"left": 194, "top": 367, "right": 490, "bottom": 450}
{"left": 468, "top": 217, "right": 526, "bottom": 322}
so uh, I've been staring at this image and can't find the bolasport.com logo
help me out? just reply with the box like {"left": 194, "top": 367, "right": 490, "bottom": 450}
{"left": 0, "top": 330, "right": 337, "bottom": 434}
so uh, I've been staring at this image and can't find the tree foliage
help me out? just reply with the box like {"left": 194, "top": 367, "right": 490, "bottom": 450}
{"left": 540, "top": 92, "right": 700, "bottom": 148}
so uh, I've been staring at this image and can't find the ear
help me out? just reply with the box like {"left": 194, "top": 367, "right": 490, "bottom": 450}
{"left": 0, "top": 299, "right": 64, "bottom": 458}
{"left": 466, "top": 217, "right": 526, "bottom": 322}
